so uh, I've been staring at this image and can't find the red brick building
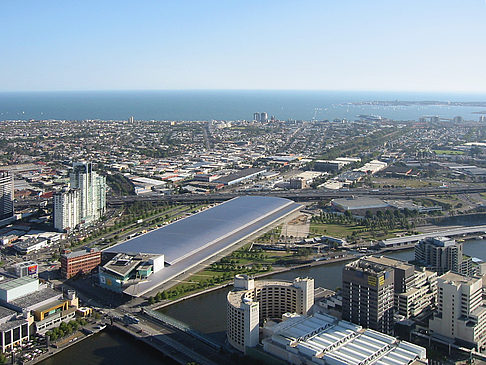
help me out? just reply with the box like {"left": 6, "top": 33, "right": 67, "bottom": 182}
{"left": 60, "top": 248, "right": 101, "bottom": 279}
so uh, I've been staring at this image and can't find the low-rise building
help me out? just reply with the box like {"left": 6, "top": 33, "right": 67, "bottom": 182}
{"left": 0, "top": 277, "right": 79, "bottom": 334}
{"left": 8, "top": 261, "right": 38, "bottom": 278}
{"left": 13, "top": 238, "right": 50, "bottom": 255}
{"left": 98, "top": 252, "right": 164, "bottom": 294}
{"left": 331, "top": 197, "right": 390, "bottom": 215}
{"left": 60, "top": 248, "right": 101, "bottom": 279}
{"left": 262, "top": 312, "right": 427, "bottom": 365}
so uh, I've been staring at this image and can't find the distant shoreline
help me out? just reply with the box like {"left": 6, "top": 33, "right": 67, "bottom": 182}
{"left": 348, "top": 101, "right": 486, "bottom": 107}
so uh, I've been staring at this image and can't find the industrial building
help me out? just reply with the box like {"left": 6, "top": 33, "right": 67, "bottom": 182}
{"left": 104, "top": 196, "right": 301, "bottom": 297}
{"left": 314, "top": 160, "right": 351, "bottom": 172}
{"left": 213, "top": 168, "right": 267, "bottom": 186}
{"left": 60, "top": 248, "right": 101, "bottom": 279}
{"left": 429, "top": 272, "right": 486, "bottom": 351}
{"left": 262, "top": 313, "right": 427, "bottom": 365}
{"left": 331, "top": 197, "right": 390, "bottom": 215}
{"left": 226, "top": 274, "right": 314, "bottom": 353}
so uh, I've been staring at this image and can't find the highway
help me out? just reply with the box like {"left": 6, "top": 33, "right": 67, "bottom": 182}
{"left": 105, "top": 186, "right": 486, "bottom": 206}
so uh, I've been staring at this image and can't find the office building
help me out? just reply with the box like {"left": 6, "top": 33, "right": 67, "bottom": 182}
{"left": 53, "top": 188, "right": 80, "bottom": 232}
{"left": 360, "top": 256, "right": 438, "bottom": 319}
{"left": 342, "top": 259, "right": 395, "bottom": 334}
{"left": 415, "top": 237, "right": 473, "bottom": 276}
{"left": 260, "top": 112, "right": 268, "bottom": 122}
{"left": 60, "top": 248, "right": 101, "bottom": 279}
{"left": 262, "top": 313, "right": 428, "bottom": 365}
{"left": 227, "top": 274, "right": 314, "bottom": 352}
{"left": 0, "top": 172, "right": 14, "bottom": 221}
{"left": 70, "top": 162, "right": 106, "bottom": 225}
{"left": 429, "top": 272, "right": 486, "bottom": 351}
{"left": 253, "top": 112, "right": 260, "bottom": 122}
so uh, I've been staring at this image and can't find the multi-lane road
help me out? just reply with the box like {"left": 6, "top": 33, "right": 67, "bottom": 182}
{"left": 106, "top": 186, "right": 486, "bottom": 206}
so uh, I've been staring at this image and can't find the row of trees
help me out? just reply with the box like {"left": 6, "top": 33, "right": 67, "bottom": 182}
{"left": 46, "top": 318, "right": 87, "bottom": 342}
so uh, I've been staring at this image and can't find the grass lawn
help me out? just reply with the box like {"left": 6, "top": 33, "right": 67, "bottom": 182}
{"left": 310, "top": 223, "right": 364, "bottom": 238}
{"left": 310, "top": 223, "right": 409, "bottom": 241}
{"left": 373, "top": 177, "right": 441, "bottom": 188}
{"left": 433, "top": 150, "right": 464, "bottom": 155}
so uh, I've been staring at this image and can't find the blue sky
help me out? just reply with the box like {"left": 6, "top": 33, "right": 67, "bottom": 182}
{"left": 1, "top": 0, "right": 485, "bottom": 92}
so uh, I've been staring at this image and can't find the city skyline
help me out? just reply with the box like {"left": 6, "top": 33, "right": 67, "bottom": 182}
{"left": 2, "top": 0, "right": 486, "bottom": 93}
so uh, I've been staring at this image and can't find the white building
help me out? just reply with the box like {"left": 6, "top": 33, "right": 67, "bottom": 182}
{"left": 53, "top": 188, "right": 80, "bottom": 232}
{"left": 429, "top": 272, "right": 486, "bottom": 351}
{"left": 415, "top": 237, "right": 473, "bottom": 276}
{"left": 0, "top": 171, "right": 14, "bottom": 222}
{"left": 226, "top": 275, "right": 314, "bottom": 353}
{"left": 263, "top": 313, "right": 427, "bottom": 365}
{"left": 70, "top": 162, "right": 106, "bottom": 225}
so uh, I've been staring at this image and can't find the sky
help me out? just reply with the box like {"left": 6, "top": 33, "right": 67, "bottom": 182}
{"left": 1, "top": 0, "right": 486, "bottom": 92}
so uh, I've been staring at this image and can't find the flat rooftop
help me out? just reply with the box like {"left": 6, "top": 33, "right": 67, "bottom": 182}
{"left": 9, "top": 287, "right": 61, "bottom": 310}
{"left": 0, "top": 276, "right": 37, "bottom": 291}
{"left": 62, "top": 248, "right": 100, "bottom": 259}
{"left": 361, "top": 255, "right": 412, "bottom": 271}
{"left": 103, "top": 253, "right": 155, "bottom": 277}
{"left": 439, "top": 272, "right": 478, "bottom": 286}
{"left": 106, "top": 196, "right": 296, "bottom": 265}
{"left": 214, "top": 168, "right": 266, "bottom": 184}
{"left": 332, "top": 197, "right": 389, "bottom": 210}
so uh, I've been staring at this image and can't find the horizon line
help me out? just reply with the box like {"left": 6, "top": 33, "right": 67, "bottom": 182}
{"left": 1, "top": 88, "right": 486, "bottom": 95}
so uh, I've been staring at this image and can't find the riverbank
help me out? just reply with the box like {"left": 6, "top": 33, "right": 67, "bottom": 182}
{"left": 152, "top": 242, "right": 415, "bottom": 311}
{"left": 37, "top": 326, "right": 175, "bottom": 365}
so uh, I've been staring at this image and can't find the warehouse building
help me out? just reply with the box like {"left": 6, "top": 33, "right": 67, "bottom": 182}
{"left": 104, "top": 196, "right": 301, "bottom": 297}
{"left": 213, "top": 168, "right": 267, "bottom": 186}
{"left": 331, "top": 197, "right": 390, "bottom": 215}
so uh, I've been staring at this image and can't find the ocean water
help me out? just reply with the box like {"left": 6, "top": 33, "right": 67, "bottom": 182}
{"left": 1, "top": 90, "right": 486, "bottom": 121}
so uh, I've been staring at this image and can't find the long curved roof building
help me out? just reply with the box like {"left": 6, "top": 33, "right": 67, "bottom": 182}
{"left": 103, "top": 196, "right": 301, "bottom": 297}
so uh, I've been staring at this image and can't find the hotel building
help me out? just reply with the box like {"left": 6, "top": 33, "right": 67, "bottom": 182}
{"left": 226, "top": 274, "right": 314, "bottom": 353}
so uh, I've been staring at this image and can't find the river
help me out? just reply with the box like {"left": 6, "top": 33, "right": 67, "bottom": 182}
{"left": 159, "top": 239, "right": 486, "bottom": 344}
{"left": 41, "top": 239, "right": 486, "bottom": 364}
{"left": 38, "top": 327, "right": 176, "bottom": 365}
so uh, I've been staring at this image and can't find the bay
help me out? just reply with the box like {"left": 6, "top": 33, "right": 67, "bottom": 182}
{"left": 1, "top": 90, "right": 486, "bottom": 121}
